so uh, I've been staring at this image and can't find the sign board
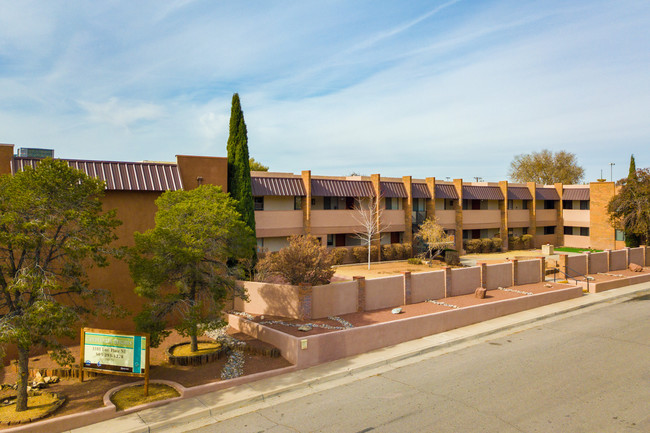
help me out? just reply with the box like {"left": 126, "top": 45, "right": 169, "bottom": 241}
{"left": 80, "top": 328, "right": 150, "bottom": 393}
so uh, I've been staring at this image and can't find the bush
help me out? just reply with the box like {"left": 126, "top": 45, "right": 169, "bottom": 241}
{"left": 331, "top": 247, "right": 349, "bottom": 265}
{"left": 521, "top": 234, "right": 533, "bottom": 249}
{"left": 492, "top": 237, "right": 503, "bottom": 252}
{"left": 393, "top": 243, "right": 406, "bottom": 260}
{"left": 382, "top": 244, "right": 396, "bottom": 261}
{"left": 352, "top": 246, "right": 367, "bottom": 263}
{"left": 407, "top": 257, "right": 423, "bottom": 265}
{"left": 480, "top": 238, "right": 493, "bottom": 253}
{"left": 508, "top": 236, "right": 521, "bottom": 250}
{"left": 463, "top": 239, "right": 480, "bottom": 254}
{"left": 402, "top": 243, "right": 412, "bottom": 259}
{"left": 369, "top": 245, "right": 379, "bottom": 261}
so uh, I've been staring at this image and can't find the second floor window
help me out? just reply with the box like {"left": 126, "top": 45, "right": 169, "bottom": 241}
{"left": 254, "top": 197, "right": 264, "bottom": 211}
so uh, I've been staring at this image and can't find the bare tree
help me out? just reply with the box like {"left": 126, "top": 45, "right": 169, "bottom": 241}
{"left": 353, "top": 196, "right": 390, "bottom": 270}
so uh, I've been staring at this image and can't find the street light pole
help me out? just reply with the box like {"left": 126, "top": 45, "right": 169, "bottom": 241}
{"left": 609, "top": 162, "right": 615, "bottom": 182}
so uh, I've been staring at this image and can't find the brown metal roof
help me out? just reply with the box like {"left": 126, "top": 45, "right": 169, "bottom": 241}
{"left": 563, "top": 188, "right": 590, "bottom": 201}
{"left": 508, "top": 186, "right": 533, "bottom": 200}
{"left": 463, "top": 185, "right": 504, "bottom": 200}
{"left": 12, "top": 157, "right": 183, "bottom": 191}
{"left": 380, "top": 181, "right": 407, "bottom": 198}
{"left": 251, "top": 177, "right": 306, "bottom": 196}
{"left": 536, "top": 188, "right": 560, "bottom": 200}
{"left": 412, "top": 183, "right": 431, "bottom": 199}
{"left": 435, "top": 184, "right": 458, "bottom": 199}
{"left": 311, "top": 179, "right": 375, "bottom": 197}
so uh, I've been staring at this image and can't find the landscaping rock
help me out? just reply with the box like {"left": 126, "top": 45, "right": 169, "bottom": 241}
{"left": 629, "top": 263, "right": 643, "bottom": 272}
{"left": 391, "top": 307, "right": 403, "bottom": 314}
{"left": 297, "top": 325, "right": 313, "bottom": 332}
{"left": 474, "top": 288, "right": 487, "bottom": 299}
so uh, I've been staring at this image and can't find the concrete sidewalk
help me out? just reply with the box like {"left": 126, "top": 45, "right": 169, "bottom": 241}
{"left": 69, "top": 283, "right": 650, "bottom": 433}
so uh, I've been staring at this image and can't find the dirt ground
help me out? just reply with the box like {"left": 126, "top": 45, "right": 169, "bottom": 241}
{"left": 333, "top": 259, "right": 450, "bottom": 280}
{"left": 252, "top": 281, "right": 572, "bottom": 337}
{"left": 0, "top": 329, "right": 291, "bottom": 426}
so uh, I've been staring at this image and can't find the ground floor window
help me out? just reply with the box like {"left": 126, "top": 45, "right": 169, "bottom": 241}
{"left": 615, "top": 229, "right": 626, "bottom": 241}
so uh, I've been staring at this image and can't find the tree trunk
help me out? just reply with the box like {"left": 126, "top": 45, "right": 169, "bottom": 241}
{"left": 367, "top": 243, "right": 371, "bottom": 270}
{"left": 16, "top": 346, "right": 30, "bottom": 412}
{"left": 190, "top": 333, "right": 198, "bottom": 353}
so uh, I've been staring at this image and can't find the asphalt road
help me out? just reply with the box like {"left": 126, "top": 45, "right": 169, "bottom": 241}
{"left": 189, "top": 294, "right": 650, "bottom": 432}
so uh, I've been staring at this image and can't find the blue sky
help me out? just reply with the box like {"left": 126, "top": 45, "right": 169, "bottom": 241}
{"left": 1, "top": 0, "right": 648, "bottom": 183}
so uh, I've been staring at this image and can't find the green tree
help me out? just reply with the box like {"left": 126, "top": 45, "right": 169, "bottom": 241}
{"left": 255, "top": 235, "right": 335, "bottom": 286}
{"left": 415, "top": 217, "right": 454, "bottom": 261}
{"left": 249, "top": 157, "right": 268, "bottom": 172}
{"left": 628, "top": 154, "right": 637, "bottom": 179}
{"left": 608, "top": 168, "right": 650, "bottom": 247}
{"left": 226, "top": 94, "right": 256, "bottom": 256}
{"left": 129, "top": 185, "right": 254, "bottom": 352}
{"left": 508, "top": 150, "right": 584, "bottom": 184}
{"left": 0, "top": 159, "right": 121, "bottom": 412}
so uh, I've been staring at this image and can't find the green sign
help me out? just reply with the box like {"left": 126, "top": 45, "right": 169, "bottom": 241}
{"left": 83, "top": 331, "right": 147, "bottom": 374}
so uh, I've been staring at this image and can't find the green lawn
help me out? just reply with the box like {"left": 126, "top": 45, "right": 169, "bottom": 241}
{"left": 555, "top": 247, "right": 602, "bottom": 253}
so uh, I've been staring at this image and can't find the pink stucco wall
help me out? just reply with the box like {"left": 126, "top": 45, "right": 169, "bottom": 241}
{"left": 364, "top": 275, "right": 404, "bottom": 311}
{"left": 609, "top": 250, "right": 627, "bottom": 270}
{"left": 228, "top": 314, "right": 300, "bottom": 364}
{"left": 449, "top": 266, "right": 481, "bottom": 296}
{"left": 516, "top": 259, "right": 541, "bottom": 285}
{"left": 565, "top": 254, "right": 588, "bottom": 278}
{"left": 410, "top": 270, "right": 445, "bottom": 303}
{"left": 234, "top": 282, "right": 301, "bottom": 319}
{"left": 485, "top": 262, "right": 513, "bottom": 289}
{"left": 312, "top": 281, "right": 358, "bottom": 319}
{"left": 628, "top": 247, "right": 644, "bottom": 267}
{"left": 588, "top": 252, "right": 608, "bottom": 274}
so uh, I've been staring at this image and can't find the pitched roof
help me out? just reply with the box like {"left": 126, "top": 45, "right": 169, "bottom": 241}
{"left": 251, "top": 177, "right": 306, "bottom": 196}
{"left": 463, "top": 185, "right": 504, "bottom": 200}
{"left": 12, "top": 157, "right": 183, "bottom": 191}
{"left": 380, "top": 181, "right": 407, "bottom": 198}
{"left": 412, "top": 183, "right": 430, "bottom": 199}
{"left": 311, "top": 179, "right": 375, "bottom": 197}
{"left": 563, "top": 188, "right": 590, "bottom": 201}
{"left": 508, "top": 186, "right": 533, "bottom": 200}
{"left": 536, "top": 188, "right": 560, "bottom": 200}
{"left": 435, "top": 184, "right": 458, "bottom": 199}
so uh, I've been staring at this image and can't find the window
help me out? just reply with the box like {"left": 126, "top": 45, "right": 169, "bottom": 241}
{"left": 324, "top": 197, "right": 332, "bottom": 210}
{"left": 615, "top": 229, "right": 625, "bottom": 241}
{"left": 254, "top": 197, "right": 264, "bottom": 211}
{"left": 444, "top": 199, "right": 455, "bottom": 210}
{"left": 385, "top": 197, "right": 394, "bottom": 210}
{"left": 564, "top": 226, "right": 573, "bottom": 235}
{"left": 544, "top": 226, "right": 555, "bottom": 235}
{"left": 563, "top": 200, "right": 573, "bottom": 209}
{"left": 507, "top": 200, "right": 513, "bottom": 210}
{"left": 462, "top": 199, "right": 470, "bottom": 210}
{"left": 522, "top": 200, "right": 528, "bottom": 210}
{"left": 327, "top": 234, "right": 334, "bottom": 246}
{"left": 294, "top": 196, "right": 302, "bottom": 210}
{"left": 522, "top": 227, "right": 528, "bottom": 234}
{"left": 544, "top": 200, "right": 556, "bottom": 209}
{"left": 413, "top": 198, "right": 425, "bottom": 212}
{"left": 580, "top": 227, "right": 589, "bottom": 236}
{"left": 580, "top": 200, "right": 590, "bottom": 210}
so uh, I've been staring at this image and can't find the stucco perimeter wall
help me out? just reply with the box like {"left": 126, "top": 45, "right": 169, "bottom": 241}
{"left": 252, "top": 286, "right": 583, "bottom": 369}
{"left": 449, "top": 267, "right": 481, "bottom": 297}
{"left": 628, "top": 247, "right": 644, "bottom": 267}
{"left": 588, "top": 252, "right": 609, "bottom": 274}
{"left": 485, "top": 262, "right": 513, "bottom": 290}
{"left": 516, "top": 260, "right": 541, "bottom": 285}
{"left": 312, "top": 281, "right": 358, "bottom": 319}
{"left": 365, "top": 276, "right": 404, "bottom": 311}
{"left": 411, "top": 271, "right": 445, "bottom": 303}
{"left": 609, "top": 250, "right": 627, "bottom": 271}
{"left": 565, "top": 255, "right": 587, "bottom": 278}
{"left": 234, "top": 282, "right": 301, "bottom": 319}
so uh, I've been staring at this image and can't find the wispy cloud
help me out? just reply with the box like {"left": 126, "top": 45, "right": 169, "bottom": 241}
{"left": 78, "top": 98, "right": 164, "bottom": 128}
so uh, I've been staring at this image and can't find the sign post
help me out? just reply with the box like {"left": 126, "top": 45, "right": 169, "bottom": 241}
{"left": 80, "top": 328, "right": 150, "bottom": 395}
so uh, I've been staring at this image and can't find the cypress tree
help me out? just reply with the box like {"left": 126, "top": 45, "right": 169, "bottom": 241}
{"left": 226, "top": 93, "right": 256, "bottom": 258}
{"left": 628, "top": 154, "right": 637, "bottom": 179}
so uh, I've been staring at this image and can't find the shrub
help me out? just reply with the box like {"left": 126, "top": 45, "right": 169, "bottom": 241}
{"left": 407, "top": 257, "right": 423, "bottom": 265}
{"left": 480, "top": 238, "right": 493, "bottom": 253}
{"left": 382, "top": 244, "right": 396, "bottom": 261}
{"left": 521, "top": 234, "right": 533, "bottom": 249}
{"left": 352, "top": 246, "right": 367, "bottom": 263}
{"left": 402, "top": 243, "right": 412, "bottom": 259}
{"left": 492, "top": 237, "right": 503, "bottom": 252}
{"left": 508, "top": 236, "right": 521, "bottom": 250}
{"left": 466, "top": 239, "right": 482, "bottom": 254}
{"left": 393, "top": 243, "right": 406, "bottom": 260}
{"left": 331, "top": 247, "right": 349, "bottom": 265}
{"left": 369, "top": 245, "right": 379, "bottom": 261}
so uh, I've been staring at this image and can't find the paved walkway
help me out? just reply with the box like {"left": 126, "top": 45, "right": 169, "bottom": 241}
{"left": 64, "top": 283, "right": 649, "bottom": 433}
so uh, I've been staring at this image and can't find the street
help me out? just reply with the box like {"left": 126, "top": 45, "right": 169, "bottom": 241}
{"left": 189, "top": 294, "right": 650, "bottom": 432}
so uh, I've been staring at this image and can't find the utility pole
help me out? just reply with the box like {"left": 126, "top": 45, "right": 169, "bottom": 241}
{"left": 609, "top": 162, "right": 615, "bottom": 182}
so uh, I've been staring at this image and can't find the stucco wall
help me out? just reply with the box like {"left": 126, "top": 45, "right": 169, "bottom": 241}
{"left": 485, "top": 262, "right": 513, "bottom": 289}
{"left": 176, "top": 154, "right": 227, "bottom": 192}
{"left": 234, "top": 282, "right": 301, "bottom": 319}
{"left": 588, "top": 252, "right": 608, "bottom": 274}
{"left": 312, "top": 281, "right": 358, "bottom": 319}
{"left": 410, "top": 271, "right": 445, "bottom": 303}
{"left": 364, "top": 275, "right": 404, "bottom": 311}
{"left": 564, "top": 254, "right": 587, "bottom": 278}
{"left": 516, "top": 259, "right": 541, "bottom": 285}
{"left": 449, "top": 266, "right": 481, "bottom": 296}
{"left": 628, "top": 247, "right": 644, "bottom": 267}
{"left": 609, "top": 250, "right": 627, "bottom": 270}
